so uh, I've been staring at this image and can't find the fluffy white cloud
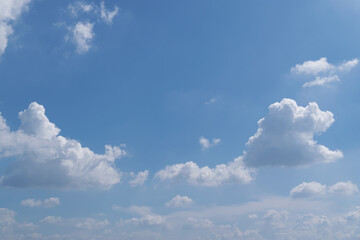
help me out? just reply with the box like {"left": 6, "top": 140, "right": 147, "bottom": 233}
{"left": 243, "top": 98, "right": 343, "bottom": 167}
{"left": 21, "top": 197, "right": 60, "bottom": 208}
{"left": 290, "top": 182, "right": 327, "bottom": 198}
{"left": 0, "top": 102, "right": 126, "bottom": 189}
{"left": 166, "top": 195, "right": 193, "bottom": 208}
{"left": 69, "top": 21, "right": 94, "bottom": 54}
{"left": 328, "top": 181, "right": 359, "bottom": 195}
{"left": 199, "top": 137, "right": 220, "bottom": 150}
{"left": 129, "top": 170, "right": 149, "bottom": 187}
{"left": 291, "top": 57, "right": 358, "bottom": 87}
{"left": 155, "top": 156, "right": 254, "bottom": 187}
{"left": 0, "top": 0, "right": 31, "bottom": 56}
{"left": 290, "top": 181, "right": 359, "bottom": 198}
{"left": 100, "top": 1, "right": 119, "bottom": 24}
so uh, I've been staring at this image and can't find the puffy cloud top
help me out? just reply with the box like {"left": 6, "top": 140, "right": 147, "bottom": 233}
{"left": 243, "top": 98, "right": 343, "bottom": 167}
{"left": 155, "top": 156, "right": 253, "bottom": 187}
{"left": 0, "top": 102, "right": 126, "bottom": 189}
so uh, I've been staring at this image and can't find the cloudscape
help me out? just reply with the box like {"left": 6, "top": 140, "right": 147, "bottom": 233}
{"left": 1, "top": 0, "right": 360, "bottom": 239}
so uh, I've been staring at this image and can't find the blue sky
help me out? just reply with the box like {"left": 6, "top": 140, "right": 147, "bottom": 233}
{"left": 1, "top": 0, "right": 360, "bottom": 239}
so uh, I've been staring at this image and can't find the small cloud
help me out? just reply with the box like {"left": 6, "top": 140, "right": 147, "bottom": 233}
{"left": 69, "top": 21, "right": 94, "bottom": 54}
{"left": 68, "top": 2, "right": 94, "bottom": 17}
{"left": 129, "top": 170, "right": 149, "bottom": 187}
{"left": 166, "top": 195, "right": 193, "bottom": 208}
{"left": 100, "top": 1, "right": 119, "bottom": 24}
{"left": 248, "top": 214, "right": 258, "bottom": 219}
{"left": 155, "top": 156, "right": 254, "bottom": 187}
{"left": 40, "top": 216, "right": 62, "bottom": 224}
{"left": 328, "top": 181, "right": 359, "bottom": 196}
{"left": 205, "top": 98, "right": 217, "bottom": 105}
{"left": 21, "top": 197, "right": 60, "bottom": 208}
{"left": 199, "top": 137, "right": 221, "bottom": 150}
{"left": 290, "top": 181, "right": 359, "bottom": 198}
{"left": 290, "top": 182, "right": 327, "bottom": 199}
{"left": 291, "top": 57, "right": 358, "bottom": 87}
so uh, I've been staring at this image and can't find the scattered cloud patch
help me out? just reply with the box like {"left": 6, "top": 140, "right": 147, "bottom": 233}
{"left": 0, "top": 102, "right": 126, "bottom": 189}
{"left": 68, "top": 1, "right": 94, "bottom": 17}
{"left": 21, "top": 197, "right": 60, "bottom": 208}
{"left": 291, "top": 57, "right": 358, "bottom": 87}
{"left": 184, "top": 217, "right": 213, "bottom": 229}
{"left": 166, "top": 195, "right": 193, "bottom": 208}
{"left": 40, "top": 216, "right": 62, "bottom": 224}
{"left": 119, "top": 206, "right": 166, "bottom": 226}
{"left": 0, "top": 0, "right": 31, "bottom": 56}
{"left": 100, "top": 1, "right": 119, "bottom": 24}
{"left": 65, "top": 1, "right": 120, "bottom": 53}
{"left": 243, "top": 98, "right": 343, "bottom": 167}
{"left": 199, "top": 137, "right": 220, "bottom": 150}
{"left": 291, "top": 181, "right": 358, "bottom": 198}
{"left": 129, "top": 170, "right": 149, "bottom": 187}
{"left": 75, "top": 218, "right": 109, "bottom": 230}
{"left": 155, "top": 156, "right": 254, "bottom": 186}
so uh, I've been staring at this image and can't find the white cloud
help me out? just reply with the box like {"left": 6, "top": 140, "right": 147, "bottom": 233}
{"left": 100, "top": 1, "right": 119, "bottom": 24}
{"left": 243, "top": 98, "right": 343, "bottom": 167}
{"left": 302, "top": 75, "right": 340, "bottom": 88}
{"left": 0, "top": 102, "right": 126, "bottom": 189}
{"left": 166, "top": 195, "right": 193, "bottom": 208}
{"left": 184, "top": 217, "right": 213, "bottom": 229}
{"left": 290, "top": 181, "right": 359, "bottom": 198}
{"left": 328, "top": 181, "right": 359, "bottom": 195}
{"left": 75, "top": 218, "right": 109, "bottom": 230}
{"left": 68, "top": 2, "right": 94, "bottom": 17}
{"left": 290, "top": 182, "right": 327, "bottom": 199}
{"left": 40, "top": 216, "right": 62, "bottom": 224}
{"left": 21, "top": 197, "right": 60, "bottom": 208}
{"left": 155, "top": 156, "right": 254, "bottom": 187}
{"left": 0, "top": 208, "right": 15, "bottom": 226}
{"left": 69, "top": 21, "right": 94, "bottom": 54}
{"left": 119, "top": 206, "right": 166, "bottom": 226}
{"left": 129, "top": 170, "right": 149, "bottom": 187}
{"left": 291, "top": 57, "right": 358, "bottom": 87}
{"left": 199, "top": 137, "right": 220, "bottom": 150}
{"left": 0, "top": 0, "right": 31, "bottom": 56}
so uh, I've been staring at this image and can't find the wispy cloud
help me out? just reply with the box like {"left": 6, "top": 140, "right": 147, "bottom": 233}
{"left": 291, "top": 57, "right": 358, "bottom": 87}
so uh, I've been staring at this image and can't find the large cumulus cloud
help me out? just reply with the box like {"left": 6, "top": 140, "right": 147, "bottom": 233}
{"left": 0, "top": 102, "right": 126, "bottom": 189}
{"left": 243, "top": 98, "right": 343, "bottom": 167}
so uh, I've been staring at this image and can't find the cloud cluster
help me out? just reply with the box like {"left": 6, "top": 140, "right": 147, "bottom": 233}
{"left": 166, "top": 195, "right": 193, "bottom": 208}
{"left": 155, "top": 156, "right": 254, "bottom": 186}
{"left": 290, "top": 181, "right": 358, "bottom": 198}
{"left": 21, "top": 197, "right": 60, "bottom": 208}
{"left": 291, "top": 57, "right": 358, "bottom": 87}
{"left": 199, "top": 137, "right": 221, "bottom": 150}
{"left": 0, "top": 102, "right": 126, "bottom": 189}
{"left": 66, "top": 1, "right": 119, "bottom": 54}
{"left": 0, "top": 0, "right": 31, "bottom": 56}
{"left": 243, "top": 98, "right": 343, "bottom": 167}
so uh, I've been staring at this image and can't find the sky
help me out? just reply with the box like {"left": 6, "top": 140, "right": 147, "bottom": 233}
{"left": 2, "top": 0, "right": 360, "bottom": 239}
